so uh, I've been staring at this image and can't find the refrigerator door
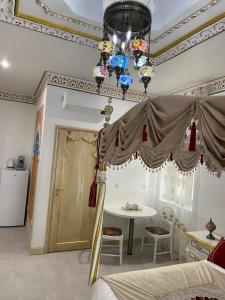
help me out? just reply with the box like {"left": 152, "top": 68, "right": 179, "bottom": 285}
{"left": 0, "top": 169, "right": 29, "bottom": 226}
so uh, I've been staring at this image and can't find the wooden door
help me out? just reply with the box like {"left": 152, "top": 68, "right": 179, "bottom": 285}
{"left": 47, "top": 127, "right": 97, "bottom": 252}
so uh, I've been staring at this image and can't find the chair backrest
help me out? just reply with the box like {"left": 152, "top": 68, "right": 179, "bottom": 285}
{"left": 161, "top": 206, "right": 176, "bottom": 234}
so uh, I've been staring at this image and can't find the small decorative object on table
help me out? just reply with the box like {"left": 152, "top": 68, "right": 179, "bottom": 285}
{"left": 122, "top": 202, "right": 143, "bottom": 211}
{"left": 206, "top": 218, "right": 216, "bottom": 240}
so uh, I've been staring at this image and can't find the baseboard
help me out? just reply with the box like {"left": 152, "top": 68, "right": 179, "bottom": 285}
{"left": 25, "top": 216, "right": 32, "bottom": 249}
{"left": 30, "top": 247, "right": 45, "bottom": 255}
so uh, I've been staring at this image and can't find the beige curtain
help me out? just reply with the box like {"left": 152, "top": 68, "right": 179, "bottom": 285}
{"left": 99, "top": 95, "right": 225, "bottom": 172}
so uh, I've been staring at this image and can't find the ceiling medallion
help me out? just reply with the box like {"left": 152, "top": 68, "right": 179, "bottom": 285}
{"left": 93, "top": 1, "right": 154, "bottom": 99}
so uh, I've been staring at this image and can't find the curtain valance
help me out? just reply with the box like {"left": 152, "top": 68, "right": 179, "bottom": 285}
{"left": 99, "top": 95, "right": 225, "bottom": 172}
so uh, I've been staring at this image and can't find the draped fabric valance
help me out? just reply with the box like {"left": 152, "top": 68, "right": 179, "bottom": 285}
{"left": 99, "top": 95, "right": 225, "bottom": 172}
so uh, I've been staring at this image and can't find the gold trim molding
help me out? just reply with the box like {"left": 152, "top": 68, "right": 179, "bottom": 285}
{"left": 0, "top": 0, "right": 223, "bottom": 65}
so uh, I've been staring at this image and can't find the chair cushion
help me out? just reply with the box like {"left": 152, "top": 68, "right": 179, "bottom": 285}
{"left": 207, "top": 237, "right": 225, "bottom": 269}
{"left": 103, "top": 227, "right": 122, "bottom": 236}
{"left": 145, "top": 226, "right": 169, "bottom": 235}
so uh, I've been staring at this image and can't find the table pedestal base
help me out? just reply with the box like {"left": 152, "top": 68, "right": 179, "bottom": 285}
{"left": 127, "top": 218, "right": 134, "bottom": 255}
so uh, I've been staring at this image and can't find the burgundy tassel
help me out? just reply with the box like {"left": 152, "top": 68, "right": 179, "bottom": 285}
{"left": 170, "top": 153, "right": 174, "bottom": 161}
{"left": 115, "top": 129, "right": 119, "bottom": 147}
{"left": 189, "top": 122, "right": 196, "bottom": 152}
{"left": 200, "top": 154, "right": 204, "bottom": 165}
{"left": 142, "top": 124, "right": 148, "bottom": 142}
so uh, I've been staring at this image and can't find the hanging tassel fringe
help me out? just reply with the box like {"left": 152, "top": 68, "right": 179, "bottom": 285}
{"left": 115, "top": 129, "right": 119, "bottom": 147}
{"left": 170, "top": 153, "right": 174, "bottom": 161}
{"left": 189, "top": 122, "right": 196, "bottom": 151}
{"left": 142, "top": 124, "right": 148, "bottom": 142}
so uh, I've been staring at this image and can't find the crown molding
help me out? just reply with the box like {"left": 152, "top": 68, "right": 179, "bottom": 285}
{"left": 35, "top": 71, "right": 151, "bottom": 103}
{"left": 151, "top": 0, "right": 222, "bottom": 44}
{"left": 175, "top": 75, "right": 225, "bottom": 96}
{"left": 0, "top": 0, "right": 224, "bottom": 66}
{"left": 1, "top": 72, "right": 225, "bottom": 105}
{"left": 0, "top": 89, "right": 34, "bottom": 104}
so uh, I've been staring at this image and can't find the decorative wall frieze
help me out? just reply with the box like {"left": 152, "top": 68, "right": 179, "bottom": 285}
{"left": 151, "top": 0, "right": 222, "bottom": 44}
{"left": 0, "top": 89, "right": 35, "bottom": 103}
{"left": 0, "top": 0, "right": 224, "bottom": 65}
{"left": 175, "top": 76, "right": 225, "bottom": 96}
{"left": 42, "top": 72, "right": 150, "bottom": 103}
{"left": 0, "top": 0, "right": 15, "bottom": 21}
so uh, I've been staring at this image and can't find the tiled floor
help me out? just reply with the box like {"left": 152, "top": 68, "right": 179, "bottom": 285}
{"left": 0, "top": 227, "right": 177, "bottom": 300}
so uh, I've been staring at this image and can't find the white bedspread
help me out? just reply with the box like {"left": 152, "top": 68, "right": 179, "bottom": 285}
{"left": 90, "top": 261, "right": 225, "bottom": 300}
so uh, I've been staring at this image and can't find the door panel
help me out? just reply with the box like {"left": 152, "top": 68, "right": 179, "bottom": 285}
{"left": 48, "top": 127, "right": 97, "bottom": 252}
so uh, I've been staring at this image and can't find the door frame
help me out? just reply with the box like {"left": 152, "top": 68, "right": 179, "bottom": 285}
{"left": 44, "top": 125, "right": 98, "bottom": 253}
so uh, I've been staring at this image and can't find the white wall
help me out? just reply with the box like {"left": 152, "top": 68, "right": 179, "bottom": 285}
{"left": 31, "top": 85, "right": 138, "bottom": 248}
{"left": 0, "top": 100, "right": 35, "bottom": 169}
{"left": 104, "top": 160, "right": 150, "bottom": 239}
{"left": 197, "top": 166, "right": 225, "bottom": 236}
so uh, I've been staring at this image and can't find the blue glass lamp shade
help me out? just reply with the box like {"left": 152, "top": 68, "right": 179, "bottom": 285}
{"left": 110, "top": 53, "right": 129, "bottom": 81}
{"left": 118, "top": 72, "right": 133, "bottom": 99}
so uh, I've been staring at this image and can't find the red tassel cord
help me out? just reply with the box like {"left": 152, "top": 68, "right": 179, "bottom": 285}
{"left": 189, "top": 122, "right": 196, "bottom": 152}
{"left": 142, "top": 124, "right": 148, "bottom": 142}
{"left": 115, "top": 129, "right": 119, "bottom": 147}
{"left": 170, "top": 153, "right": 174, "bottom": 161}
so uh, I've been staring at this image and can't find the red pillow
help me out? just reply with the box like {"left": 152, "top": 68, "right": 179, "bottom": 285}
{"left": 207, "top": 237, "right": 225, "bottom": 269}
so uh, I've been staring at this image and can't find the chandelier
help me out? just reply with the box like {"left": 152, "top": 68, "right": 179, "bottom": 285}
{"left": 93, "top": 0, "right": 154, "bottom": 99}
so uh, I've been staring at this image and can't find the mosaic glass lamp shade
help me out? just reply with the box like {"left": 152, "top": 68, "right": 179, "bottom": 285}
{"left": 98, "top": 39, "right": 113, "bottom": 65}
{"left": 110, "top": 52, "right": 129, "bottom": 81}
{"left": 139, "top": 60, "right": 154, "bottom": 93}
{"left": 118, "top": 70, "right": 133, "bottom": 99}
{"left": 130, "top": 38, "right": 149, "bottom": 63}
{"left": 93, "top": 62, "right": 107, "bottom": 93}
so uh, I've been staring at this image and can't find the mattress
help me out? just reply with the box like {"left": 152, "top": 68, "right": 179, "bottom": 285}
{"left": 90, "top": 261, "right": 225, "bottom": 300}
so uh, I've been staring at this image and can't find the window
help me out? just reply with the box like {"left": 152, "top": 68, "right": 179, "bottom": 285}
{"left": 159, "top": 162, "right": 195, "bottom": 211}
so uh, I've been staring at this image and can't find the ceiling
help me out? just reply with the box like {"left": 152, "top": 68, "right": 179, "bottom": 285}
{"left": 64, "top": 0, "right": 202, "bottom": 31}
{"left": 0, "top": 0, "right": 224, "bottom": 101}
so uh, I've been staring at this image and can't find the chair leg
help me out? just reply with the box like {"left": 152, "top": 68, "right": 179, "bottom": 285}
{"left": 170, "top": 236, "right": 173, "bottom": 261}
{"left": 119, "top": 238, "right": 123, "bottom": 265}
{"left": 153, "top": 239, "right": 158, "bottom": 264}
{"left": 141, "top": 230, "right": 145, "bottom": 252}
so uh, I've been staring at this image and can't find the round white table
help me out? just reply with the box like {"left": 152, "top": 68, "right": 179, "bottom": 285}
{"left": 104, "top": 204, "right": 157, "bottom": 255}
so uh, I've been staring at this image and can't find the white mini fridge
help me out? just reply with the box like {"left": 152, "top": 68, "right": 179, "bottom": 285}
{"left": 0, "top": 169, "right": 29, "bottom": 226}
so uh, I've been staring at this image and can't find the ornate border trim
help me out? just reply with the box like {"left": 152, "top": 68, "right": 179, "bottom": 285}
{"left": 175, "top": 76, "right": 225, "bottom": 96}
{"left": 0, "top": 89, "right": 34, "bottom": 104}
{"left": 1, "top": 72, "right": 225, "bottom": 105}
{"left": 36, "top": 0, "right": 102, "bottom": 34}
{"left": 151, "top": 0, "right": 222, "bottom": 44}
{"left": 36, "top": 0, "right": 222, "bottom": 46}
{"left": 0, "top": 0, "right": 225, "bottom": 65}
{"left": 35, "top": 72, "right": 150, "bottom": 103}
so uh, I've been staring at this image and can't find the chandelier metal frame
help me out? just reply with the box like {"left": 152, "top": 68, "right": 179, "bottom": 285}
{"left": 93, "top": 1, "right": 154, "bottom": 99}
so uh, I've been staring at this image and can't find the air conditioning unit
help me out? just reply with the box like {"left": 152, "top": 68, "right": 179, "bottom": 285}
{"left": 62, "top": 91, "right": 105, "bottom": 123}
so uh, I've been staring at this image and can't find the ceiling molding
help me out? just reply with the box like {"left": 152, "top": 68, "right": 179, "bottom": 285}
{"left": 151, "top": 0, "right": 222, "bottom": 44}
{"left": 0, "top": 0, "right": 224, "bottom": 66}
{"left": 36, "top": 0, "right": 103, "bottom": 34}
{"left": 0, "top": 89, "right": 34, "bottom": 104}
{"left": 1, "top": 71, "right": 225, "bottom": 105}
{"left": 174, "top": 75, "right": 225, "bottom": 96}
{"left": 35, "top": 72, "right": 151, "bottom": 103}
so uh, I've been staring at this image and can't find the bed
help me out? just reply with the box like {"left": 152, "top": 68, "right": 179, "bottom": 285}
{"left": 90, "top": 261, "right": 225, "bottom": 300}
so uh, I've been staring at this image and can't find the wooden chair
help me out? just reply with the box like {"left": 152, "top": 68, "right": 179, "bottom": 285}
{"left": 141, "top": 206, "right": 176, "bottom": 263}
{"left": 101, "top": 227, "right": 123, "bottom": 265}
